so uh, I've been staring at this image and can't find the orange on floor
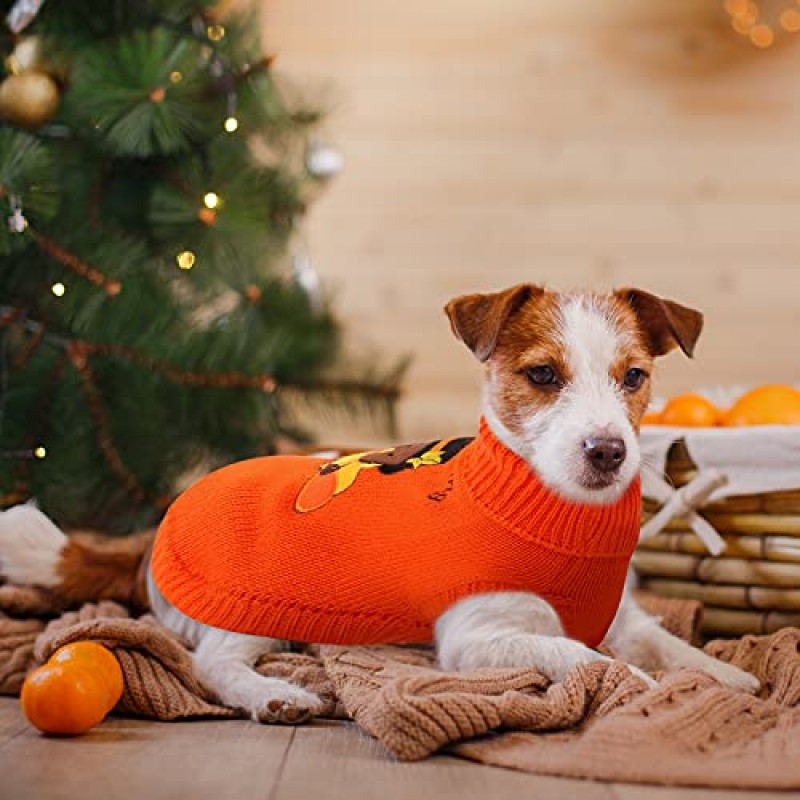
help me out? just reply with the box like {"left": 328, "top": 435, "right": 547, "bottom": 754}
{"left": 20, "top": 642, "right": 123, "bottom": 736}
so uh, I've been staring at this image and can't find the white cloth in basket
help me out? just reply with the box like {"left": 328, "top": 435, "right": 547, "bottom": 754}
{"left": 640, "top": 425, "right": 800, "bottom": 556}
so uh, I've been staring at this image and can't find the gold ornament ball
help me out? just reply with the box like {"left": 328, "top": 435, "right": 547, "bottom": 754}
{"left": 0, "top": 71, "right": 60, "bottom": 129}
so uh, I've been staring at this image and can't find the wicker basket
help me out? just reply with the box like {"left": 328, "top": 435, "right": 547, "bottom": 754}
{"left": 636, "top": 439, "right": 800, "bottom": 637}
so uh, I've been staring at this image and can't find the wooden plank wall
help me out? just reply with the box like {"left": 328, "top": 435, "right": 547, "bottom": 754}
{"left": 261, "top": 0, "right": 800, "bottom": 443}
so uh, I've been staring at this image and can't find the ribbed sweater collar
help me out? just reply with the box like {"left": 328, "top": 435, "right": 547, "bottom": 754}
{"left": 457, "top": 418, "right": 641, "bottom": 556}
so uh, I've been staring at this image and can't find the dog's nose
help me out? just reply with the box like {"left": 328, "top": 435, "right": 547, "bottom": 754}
{"left": 583, "top": 436, "right": 626, "bottom": 473}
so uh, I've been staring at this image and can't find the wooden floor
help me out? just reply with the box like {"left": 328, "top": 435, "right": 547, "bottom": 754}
{"left": 0, "top": 698, "right": 794, "bottom": 800}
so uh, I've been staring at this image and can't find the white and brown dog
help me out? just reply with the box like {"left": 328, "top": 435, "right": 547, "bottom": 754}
{"left": 0, "top": 285, "right": 758, "bottom": 724}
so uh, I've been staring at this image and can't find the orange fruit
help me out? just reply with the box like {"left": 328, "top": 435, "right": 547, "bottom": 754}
{"left": 20, "top": 641, "right": 123, "bottom": 736}
{"left": 721, "top": 384, "right": 800, "bottom": 426}
{"left": 641, "top": 410, "right": 663, "bottom": 425}
{"left": 51, "top": 642, "right": 123, "bottom": 709}
{"left": 21, "top": 663, "right": 110, "bottom": 735}
{"left": 659, "top": 393, "right": 720, "bottom": 427}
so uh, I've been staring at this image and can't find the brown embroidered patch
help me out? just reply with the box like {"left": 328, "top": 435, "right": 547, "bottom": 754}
{"left": 295, "top": 437, "right": 473, "bottom": 513}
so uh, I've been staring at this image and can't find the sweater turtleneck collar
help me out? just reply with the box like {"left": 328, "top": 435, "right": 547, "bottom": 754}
{"left": 457, "top": 418, "right": 642, "bottom": 556}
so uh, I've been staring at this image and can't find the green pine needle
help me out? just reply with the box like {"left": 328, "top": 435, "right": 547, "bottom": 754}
{"left": 0, "top": 129, "right": 59, "bottom": 254}
{"left": 65, "top": 29, "right": 213, "bottom": 157}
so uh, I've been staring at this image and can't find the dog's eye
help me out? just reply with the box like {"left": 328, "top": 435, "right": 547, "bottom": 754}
{"left": 525, "top": 365, "right": 558, "bottom": 387}
{"left": 623, "top": 367, "right": 647, "bottom": 391}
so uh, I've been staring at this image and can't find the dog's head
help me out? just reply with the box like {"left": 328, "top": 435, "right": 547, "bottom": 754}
{"left": 445, "top": 285, "right": 702, "bottom": 505}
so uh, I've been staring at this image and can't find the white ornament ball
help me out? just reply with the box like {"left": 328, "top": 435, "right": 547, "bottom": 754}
{"left": 306, "top": 142, "right": 344, "bottom": 179}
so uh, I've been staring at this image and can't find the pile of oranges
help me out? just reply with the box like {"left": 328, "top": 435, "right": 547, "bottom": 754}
{"left": 644, "top": 385, "right": 800, "bottom": 428}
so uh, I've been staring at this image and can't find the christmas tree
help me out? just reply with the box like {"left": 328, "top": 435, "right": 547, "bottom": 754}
{"left": 0, "top": 0, "right": 403, "bottom": 533}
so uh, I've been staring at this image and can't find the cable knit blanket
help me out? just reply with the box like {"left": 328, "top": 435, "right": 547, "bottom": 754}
{"left": 2, "top": 583, "right": 800, "bottom": 789}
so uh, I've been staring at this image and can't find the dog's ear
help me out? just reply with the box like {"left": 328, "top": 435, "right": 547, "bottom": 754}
{"left": 444, "top": 284, "right": 541, "bottom": 362}
{"left": 616, "top": 288, "right": 704, "bottom": 358}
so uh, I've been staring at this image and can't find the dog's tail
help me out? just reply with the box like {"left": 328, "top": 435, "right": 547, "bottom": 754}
{"left": 0, "top": 503, "right": 153, "bottom": 611}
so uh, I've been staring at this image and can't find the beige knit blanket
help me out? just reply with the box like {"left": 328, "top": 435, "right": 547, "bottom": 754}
{"left": 2, "top": 582, "right": 799, "bottom": 789}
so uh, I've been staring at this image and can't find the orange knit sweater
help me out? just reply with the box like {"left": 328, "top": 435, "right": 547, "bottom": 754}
{"left": 150, "top": 421, "right": 641, "bottom": 648}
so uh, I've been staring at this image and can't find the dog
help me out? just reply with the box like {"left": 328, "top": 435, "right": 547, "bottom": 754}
{"left": 0, "top": 285, "right": 759, "bottom": 725}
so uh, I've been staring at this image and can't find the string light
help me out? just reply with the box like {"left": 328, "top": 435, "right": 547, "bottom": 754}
{"left": 207, "top": 24, "right": 225, "bottom": 41}
{"left": 169, "top": 71, "right": 183, "bottom": 84}
{"left": 197, "top": 207, "right": 217, "bottom": 226}
{"left": 732, "top": 15, "right": 755, "bottom": 34}
{"left": 33, "top": 446, "right": 46, "bottom": 459}
{"left": 729, "top": 1, "right": 758, "bottom": 34}
{"left": 750, "top": 22, "right": 775, "bottom": 46}
{"left": 203, "top": 192, "right": 220, "bottom": 209}
{"left": 224, "top": 89, "right": 239, "bottom": 135}
{"left": 780, "top": 8, "right": 800, "bottom": 31}
{"left": 35, "top": 234, "right": 123, "bottom": 296}
{"left": 724, "top": 1, "right": 800, "bottom": 45}
{"left": 51, "top": 282, "right": 66, "bottom": 297}
{"left": 724, "top": 0, "right": 749, "bottom": 15}
{"left": 176, "top": 250, "right": 196, "bottom": 270}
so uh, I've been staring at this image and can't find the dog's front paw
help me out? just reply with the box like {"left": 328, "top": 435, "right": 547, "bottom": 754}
{"left": 442, "top": 632, "right": 659, "bottom": 688}
{"left": 252, "top": 685, "right": 325, "bottom": 725}
{"left": 535, "top": 642, "right": 658, "bottom": 688}
{"left": 696, "top": 657, "right": 760, "bottom": 694}
{"left": 442, "top": 632, "right": 612, "bottom": 683}
{"left": 533, "top": 639, "right": 613, "bottom": 684}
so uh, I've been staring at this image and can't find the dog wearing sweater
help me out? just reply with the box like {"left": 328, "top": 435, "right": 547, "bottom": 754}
{"left": 0, "top": 285, "right": 759, "bottom": 724}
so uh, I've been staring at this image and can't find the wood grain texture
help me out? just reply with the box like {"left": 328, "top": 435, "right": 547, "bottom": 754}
{"left": 1, "top": 698, "right": 790, "bottom": 800}
{"left": 274, "top": 719, "right": 614, "bottom": 800}
{"left": 0, "top": 697, "right": 28, "bottom": 748}
{"left": 259, "top": 0, "right": 800, "bottom": 443}
{"left": 0, "top": 700, "right": 293, "bottom": 800}
{"left": 613, "top": 786, "right": 794, "bottom": 800}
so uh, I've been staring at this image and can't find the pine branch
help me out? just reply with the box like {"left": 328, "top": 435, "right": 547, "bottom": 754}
{"left": 0, "top": 305, "right": 403, "bottom": 405}
{"left": 0, "top": 129, "right": 59, "bottom": 254}
{"left": 33, "top": 231, "right": 123, "bottom": 296}
{"left": 64, "top": 28, "right": 214, "bottom": 157}
{"left": 67, "top": 342, "right": 160, "bottom": 507}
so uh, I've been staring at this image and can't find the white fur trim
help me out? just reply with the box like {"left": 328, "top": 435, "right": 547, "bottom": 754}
{"left": 0, "top": 503, "right": 67, "bottom": 587}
